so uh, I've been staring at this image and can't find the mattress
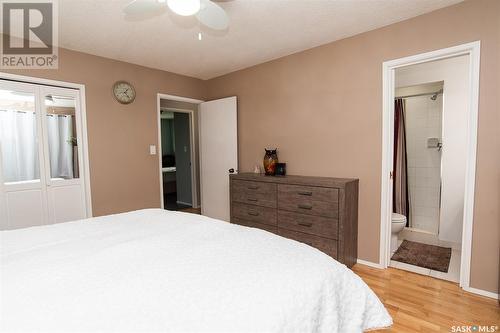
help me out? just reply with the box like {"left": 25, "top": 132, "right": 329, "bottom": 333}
{"left": 0, "top": 209, "right": 392, "bottom": 332}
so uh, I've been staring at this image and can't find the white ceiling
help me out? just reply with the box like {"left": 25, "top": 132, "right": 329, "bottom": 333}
{"left": 58, "top": 0, "right": 463, "bottom": 80}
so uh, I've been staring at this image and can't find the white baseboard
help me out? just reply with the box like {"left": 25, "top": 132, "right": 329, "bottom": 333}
{"left": 356, "top": 259, "right": 384, "bottom": 269}
{"left": 463, "top": 286, "right": 499, "bottom": 300}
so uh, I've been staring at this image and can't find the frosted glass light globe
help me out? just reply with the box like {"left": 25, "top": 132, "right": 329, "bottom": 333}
{"left": 167, "top": 0, "right": 201, "bottom": 16}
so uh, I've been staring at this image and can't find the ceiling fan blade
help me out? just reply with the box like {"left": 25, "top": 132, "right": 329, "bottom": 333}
{"left": 123, "top": 0, "right": 165, "bottom": 16}
{"left": 196, "top": 0, "right": 228, "bottom": 30}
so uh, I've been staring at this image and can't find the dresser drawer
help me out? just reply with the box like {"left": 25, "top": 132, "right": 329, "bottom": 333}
{"left": 278, "top": 210, "right": 338, "bottom": 239}
{"left": 278, "top": 228, "right": 338, "bottom": 259}
{"left": 232, "top": 218, "right": 277, "bottom": 234}
{"left": 232, "top": 180, "right": 277, "bottom": 208}
{"left": 232, "top": 202, "right": 277, "bottom": 226}
{"left": 278, "top": 198, "right": 338, "bottom": 218}
{"left": 278, "top": 184, "right": 338, "bottom": 203}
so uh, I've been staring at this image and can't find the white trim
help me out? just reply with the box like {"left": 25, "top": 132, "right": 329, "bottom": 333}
{"left": 157, "top": 93, "right": 204, "bottom": 210}
{"left": 380, "top": 42, "right": 481, "bottom": 292}
{"left": 463, "top": 286, "right": 499, "bottom": 300}
{"left": 356, "top": 259, "right": 384, "bottom": 269}
{"left": 158, "top": 93, "right": 204, "bottom": 105}
{"left": 0, "top": 71, "right": 92, "bottom": 218}
{"left": 176, "top": 200, "right": 193, "bottom": 206}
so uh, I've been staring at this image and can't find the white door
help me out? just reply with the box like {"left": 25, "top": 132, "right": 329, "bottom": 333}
{"left": 199, "top": 96, "right": 237, "bottom": 221}
{"left": 0, "top": 80, "right": 88, "bottom": 229}
{"left": 0, "top": 81, "right": 48, "bottom": 229}
{"left": 40, "top": 87, "right": 87, "bottom": 224}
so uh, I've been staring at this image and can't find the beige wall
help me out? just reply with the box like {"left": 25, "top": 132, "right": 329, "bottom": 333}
{"left": 3, "top": 46, "right": 206, "bottom": 216}
{"left": 206, "top": 0, "right": 499, "bottom": 293}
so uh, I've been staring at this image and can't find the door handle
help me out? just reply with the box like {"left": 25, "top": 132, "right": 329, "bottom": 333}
{"left": 229, "top": 168, "right": 235, "bottom": 174}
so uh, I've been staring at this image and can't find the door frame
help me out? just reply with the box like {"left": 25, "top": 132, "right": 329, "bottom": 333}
{"left": 380, "top": 41, "right": 481, "bottom": 291}
{"left": 156, "top": 93, "right": 204, "bottom": 209}
{"left": 0, "top": 71, "right": 92, "bottom": 218}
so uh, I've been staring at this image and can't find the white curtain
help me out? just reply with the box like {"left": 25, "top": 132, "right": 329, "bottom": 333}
{"left": 0, "top": 111, "right": 74, "bottom": 183}
{"left": 46, "top": 114, "right": 74, "bottom": 179}
{"left": 0, "top": 110, "right": 39, "bottom": 183}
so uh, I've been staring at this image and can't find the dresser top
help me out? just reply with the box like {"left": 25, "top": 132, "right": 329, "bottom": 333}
{"left": 230, "top": 173, "right": 358, "bottom": 188}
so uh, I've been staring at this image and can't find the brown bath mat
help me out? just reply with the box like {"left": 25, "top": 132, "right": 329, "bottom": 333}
{"left": 391, "top": 240, "right": 452, "bottom": 272}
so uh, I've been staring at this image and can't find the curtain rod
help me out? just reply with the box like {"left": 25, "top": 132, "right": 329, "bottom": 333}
{"left": 395, "top": 89, "right": 443, "bottom": 99}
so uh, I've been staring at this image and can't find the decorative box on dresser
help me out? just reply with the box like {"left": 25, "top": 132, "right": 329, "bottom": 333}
{"left": 229, "top": 173, "right": 359, "bottom": 268}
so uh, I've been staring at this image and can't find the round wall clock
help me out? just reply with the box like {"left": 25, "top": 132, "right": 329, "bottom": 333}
{"left": 112, "top": 81, "right": 136, "bottom": 104}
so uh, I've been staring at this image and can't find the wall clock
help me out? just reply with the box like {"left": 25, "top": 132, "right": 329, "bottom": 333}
{"left": 112, "top": 81, "right": 136, "bottom": 104}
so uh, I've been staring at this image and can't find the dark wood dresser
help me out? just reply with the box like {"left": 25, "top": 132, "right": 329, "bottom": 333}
{"left": 229, "top": 173, "right": 359, "bottom": 268}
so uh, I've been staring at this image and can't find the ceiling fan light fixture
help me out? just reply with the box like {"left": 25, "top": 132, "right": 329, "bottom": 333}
{"left": 167, "top": 0, "right": 200, "bottom": 16}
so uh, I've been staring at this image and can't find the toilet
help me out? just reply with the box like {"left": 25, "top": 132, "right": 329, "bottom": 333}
{"left": 391, "top": 213, "right": 407, "bottom": 253}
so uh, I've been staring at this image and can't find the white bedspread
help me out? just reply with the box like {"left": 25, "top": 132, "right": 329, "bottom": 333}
{"left": 1, "top": 209, "right": 392, "bottom": 332}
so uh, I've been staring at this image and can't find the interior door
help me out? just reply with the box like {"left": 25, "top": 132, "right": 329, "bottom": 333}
{"left": 0, "top": 80, "right": 48, "bottom": 229}
{"left": 199, "top": 96, "right": 237, "bottom": 221}
{"left": 40, "top": 86, "right": 86, "bottom": 224}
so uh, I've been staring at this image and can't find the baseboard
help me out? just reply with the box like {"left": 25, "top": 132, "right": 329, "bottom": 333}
{"left": 463, "top": 286, "right": 499, "bottom": 300}
{"left": 356, "top": 259, "right": 384, "bottom": 269}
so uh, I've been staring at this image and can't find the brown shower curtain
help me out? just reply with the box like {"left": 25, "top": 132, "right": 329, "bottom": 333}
{"left": 393, "top": 98, "right": 409, "bottom": 226}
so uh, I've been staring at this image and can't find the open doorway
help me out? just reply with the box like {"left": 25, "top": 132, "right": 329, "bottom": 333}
{"left": 380, "top": 42, "right": 480, "bottom": 292}
{"left": 158, "top": 97, "right": 201, "bottom": 214}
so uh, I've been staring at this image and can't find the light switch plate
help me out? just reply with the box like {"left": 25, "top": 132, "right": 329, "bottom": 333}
{"left": 149, "top": 145, "right": 157, "bottom": 155}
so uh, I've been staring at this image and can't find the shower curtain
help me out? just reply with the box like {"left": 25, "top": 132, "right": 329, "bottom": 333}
{"left": 393, "top": 99, "right": 410, "bottom": 226}
{"left": 0, "top": 111, "right": 74, "bottom": 182}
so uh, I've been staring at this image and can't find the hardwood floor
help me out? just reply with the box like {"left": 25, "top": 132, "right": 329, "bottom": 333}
{"left": 353, "top": 264, "right": 499, "bottom": 332}
{"left": 178, "top": 207, "right": 201, "bottom": 214}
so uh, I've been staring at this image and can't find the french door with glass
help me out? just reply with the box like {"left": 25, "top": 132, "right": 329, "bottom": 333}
{"left": 0, "top": 79, "right": 89, "bottom": 229}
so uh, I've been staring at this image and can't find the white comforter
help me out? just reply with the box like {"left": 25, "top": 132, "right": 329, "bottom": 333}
{"left": 0, "top": 209, "right": 392, "bottom": 332}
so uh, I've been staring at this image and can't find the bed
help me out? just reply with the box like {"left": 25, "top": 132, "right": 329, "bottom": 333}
{"left": 1, "top": 209, "right": 392, "bottom": 332}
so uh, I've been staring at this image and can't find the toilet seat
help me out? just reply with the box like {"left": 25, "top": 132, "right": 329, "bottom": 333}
{"left": 392, "top": 213, "right": 406, "bottom": 223}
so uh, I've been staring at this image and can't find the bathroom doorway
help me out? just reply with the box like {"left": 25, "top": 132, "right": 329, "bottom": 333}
{"left": 380, "top": 42, "right": 480, "bottom": 291}
{"left": 158, "top": 98, "right": 201, "bottom": 213}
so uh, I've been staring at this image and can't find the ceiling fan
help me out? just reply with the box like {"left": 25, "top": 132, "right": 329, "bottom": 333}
{"left": 123, "top": 0, "right": 229, "bottom": 30}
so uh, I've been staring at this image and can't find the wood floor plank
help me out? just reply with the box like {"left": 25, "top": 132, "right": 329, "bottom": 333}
{"left": 353, "top": 264, "right": 499, "bottom": 332}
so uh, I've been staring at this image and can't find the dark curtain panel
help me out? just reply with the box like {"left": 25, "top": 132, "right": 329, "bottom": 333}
{"left": 393, "top": 98, "right": 410, "bottom": 226}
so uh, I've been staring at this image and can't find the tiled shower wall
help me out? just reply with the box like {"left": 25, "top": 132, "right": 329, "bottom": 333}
{"left": 405, "top": 95, "right": 442, "bottom": 234}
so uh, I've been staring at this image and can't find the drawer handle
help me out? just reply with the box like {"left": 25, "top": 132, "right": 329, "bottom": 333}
{"left": 298, "top": 204, "right": 313, "bottom": 210}
{"left": 247, "top": 198, "right": 259, "bottom": 202}
{"left": 298, "top": 191, "right": 312, "bottom": 196}
{"left": 247, "top": 185, "right": 259, "bottom": 190}
{"left": 298, "top": 222, "right": 313, "bottom": 227}
{"left": 247, "top": 211, "right": 260, "bottom": 216}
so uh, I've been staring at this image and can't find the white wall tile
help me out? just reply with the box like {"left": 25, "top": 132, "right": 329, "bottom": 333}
{"left": 404, "top": 93, "right": 442, "bottom": 234}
